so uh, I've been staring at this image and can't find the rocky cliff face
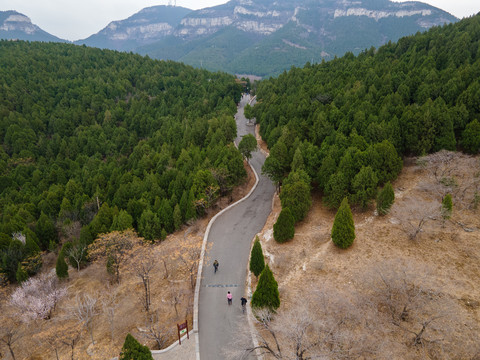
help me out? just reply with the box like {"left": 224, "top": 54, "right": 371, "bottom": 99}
{"left": 0, "top": 13, "right": 36, "bottom": 34}
{"left": 176, "top": 1, "right": 292, "bottom": 38}
{"left": 139, "top": 0, "right": 456, "bottom": 76}
{"left": 173, "top": 0, "right": 455, "bottom": 40}
{"left": 76, "top": 6, "right": 191, "bottom": 51}
{"left": 0, "top": 11, "right": 64, "bottom": 42}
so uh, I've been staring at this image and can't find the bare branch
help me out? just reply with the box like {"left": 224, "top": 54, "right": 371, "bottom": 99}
{"left": 134, "top": 255, "right": 156, "bottom": 313}
{"left": 139, "top": 311, "right": 172, "bottom": 350}
{"left": 70, "top": 293, "right": 99, "bottom": 345}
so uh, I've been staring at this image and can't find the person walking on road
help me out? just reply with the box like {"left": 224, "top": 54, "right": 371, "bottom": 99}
{"left": 240, "top": 296, "right": 247, "bottom": 313}
{"left": 227, "top": 291, "right": 232, "bottom": 305}
{"left": 213, "top": 259, "right": 219, "bottom": 273}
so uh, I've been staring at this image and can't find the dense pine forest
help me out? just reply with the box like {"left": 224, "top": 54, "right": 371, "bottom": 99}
{"left": 255, "top": 14, "right": 480, "bottom": 210}
{"left": 0, "top": 41, "right": 244, "bottom": 283}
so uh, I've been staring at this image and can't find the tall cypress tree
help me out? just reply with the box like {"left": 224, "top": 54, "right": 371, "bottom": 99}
{"left": 251, "top": 264, "right": 280, "bottom": 310}
{"left": 273, "top": 207, "right": 295, "bottom": 243}
{"left": 250, "top": 236, "right": 265, "bottom": 278}
{"left": 331, "top": 197, "right": 355, "bottom": 249}
{"left": 55, "top": 252, "right": 69, "bottom": 279}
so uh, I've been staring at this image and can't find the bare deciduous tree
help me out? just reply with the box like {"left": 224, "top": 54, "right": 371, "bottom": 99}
{"left": 168, "top": 281, "right": 188, "bottom": 319}
{"left": 230, "top": 289, "right": 373, "bottom": 360}
{"left": 58, "top": 325, "right": 82, "bottom": 360}
{"left": 418, "top": 151, "right": 480, "bottom": 210}
{"left": 367, "top": 260, "right": 473, "bottom": 356}
{"left": 0, "top": 323, "right": 22, "bottom": 360}
{"left": 134, "top": 256, "right": 156, "bottom": 313}
{"left": 139, "top": 311, "right": 172, "bottom": 350}
{"left": 373, "top": 262, "right": 429, "bottom": 326}
{"left": 10, "top": 271, "right": 67, "bottom": 321}
{"left": 101, "top": 287, "right": 119, "bottom": 342}
{"left": 173, "top": 238, "right": 202, "bottom": 292}
{"left": 87, "top": 230, "right": 135, "bottom": 283}
{"left": 66, "top": 241, "right": 87, "bottom": 272}
{"left": 71, "top": 293, "right": 98, "bottom": 345}
{"left": 394, "top": 202, "right": 439, "bottom": 241}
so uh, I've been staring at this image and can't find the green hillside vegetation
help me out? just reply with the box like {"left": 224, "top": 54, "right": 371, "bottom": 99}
{"left": 0, "top": 40, "right": 243, "bottom": 283}
{"left": 255, "top": 14, "right": 480, "bottom": 209}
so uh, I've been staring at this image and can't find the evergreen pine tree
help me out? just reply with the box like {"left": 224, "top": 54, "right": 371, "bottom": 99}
{"left": 111, "top": 210, "right": 133, "bottom": 231}
{"left": 173, "top": 204, "right": 182, "bottom": 231}
{"left": 251, "top": 264, "right": 280, "bottom": 310}
{"left": 249, "top": 236, "right": 265, "bottom": 278}
{"left": 35, "top": 212, "right": 58, "bottom": 250}
{"left": 16, "top": 263, "right": 28, "bottom": 283}
{"left": 184, "top": 189, "right": 197, "bottom": 221}
{"left": 56, "top": 252, "right": 69, "bottom": 279}
{"left": 331, "top": 197, "right": 355, "bottom": 249}
{"left": 376, "top": 182, "right": 395, "bottom": 215}
{"left": 462, "top": 119, "right": 480, "bottom": 154}
{"left": 24, "top": 229, "right": 41, "bottom": 256}
{"left": 273, "top": 207, "right": 295, "bottom": 243}
{"left": 119, "top": 333, "right": 153, "bottom": 360}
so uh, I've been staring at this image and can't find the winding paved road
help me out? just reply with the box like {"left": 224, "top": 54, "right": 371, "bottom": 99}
{"left": 198, "top": 94, "right": 275, "bottom": 359}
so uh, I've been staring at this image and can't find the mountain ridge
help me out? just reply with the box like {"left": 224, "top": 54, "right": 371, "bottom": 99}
{"left": 0, "top": 10, "right": 65, "bottom": 42}
{"left": 1, "top": 0, "right": 458, "bottom": 77}
{"left": 138, "top": 0, "right": 457, "bottom": 76}
{"left": 75, "top": 5, "right": 192, "bottom": 51}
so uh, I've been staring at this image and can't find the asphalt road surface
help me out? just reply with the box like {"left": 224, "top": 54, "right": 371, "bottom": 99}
{"left": 198, "top": 94, "right": 275, "bottom": 359}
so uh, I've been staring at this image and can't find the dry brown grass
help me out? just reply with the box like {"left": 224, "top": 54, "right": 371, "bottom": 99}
{"left": 252, "top": 152, "right": 480, "bottom": 359}
{"left": 0, "top": 161, "right": 255, "bottom": 360}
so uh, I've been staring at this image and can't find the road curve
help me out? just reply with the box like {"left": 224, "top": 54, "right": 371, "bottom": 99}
{"left": 198, "top": 94, "right": 275, "bottom": 359}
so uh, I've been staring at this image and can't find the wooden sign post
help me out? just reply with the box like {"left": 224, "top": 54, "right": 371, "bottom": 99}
{"left": 177, "top": 320, "right": 189, "bottom": 345}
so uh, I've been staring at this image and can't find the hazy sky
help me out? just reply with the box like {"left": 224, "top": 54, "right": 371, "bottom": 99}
{"left": 1, "top": 0, "right": 479, "bottom": 41}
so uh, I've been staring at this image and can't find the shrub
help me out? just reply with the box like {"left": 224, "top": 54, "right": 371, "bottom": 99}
{"left": 442, "top": 193, "right": 453, "bottom": 220}
{"left": 273, "top": 207, "right": 295, "bottom": 243}
{"left": 16, "top": 263, "right": 28, "bottom": 283}
{"left": 331, "top": 198, "right": 355, "bottom": 249}
{"left": 119, "top": 333, "right": 153, "bottom": 360}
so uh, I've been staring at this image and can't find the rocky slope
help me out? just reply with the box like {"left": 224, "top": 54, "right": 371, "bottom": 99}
{"left": 0, "top": 10, "right": 65, "bottom": 42}
{"left": 76, "top": 5, "right": 192, "bottom": 51}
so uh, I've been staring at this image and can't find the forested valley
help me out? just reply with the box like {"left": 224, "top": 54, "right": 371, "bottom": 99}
{"left": 0, "top": 41, "right": 245, "bottom": 284}
{"left": 255, "top": 14, "right": 480, "bottom": 213}
{"left": 1, "top": 11, "right": 480, "bottom": 360}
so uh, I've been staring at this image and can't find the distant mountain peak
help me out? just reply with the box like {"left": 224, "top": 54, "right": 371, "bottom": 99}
{"left": 140, "top": 0, "right": 457, "bottom": 76}
{"left": 1, "top": 11, "right": 39, "bottom": 35}
{"left": 76, "top": 5, "right": 192, "bottom": 51}
{"left": 0, "top": 10, "right": 65, "bottom": 42}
